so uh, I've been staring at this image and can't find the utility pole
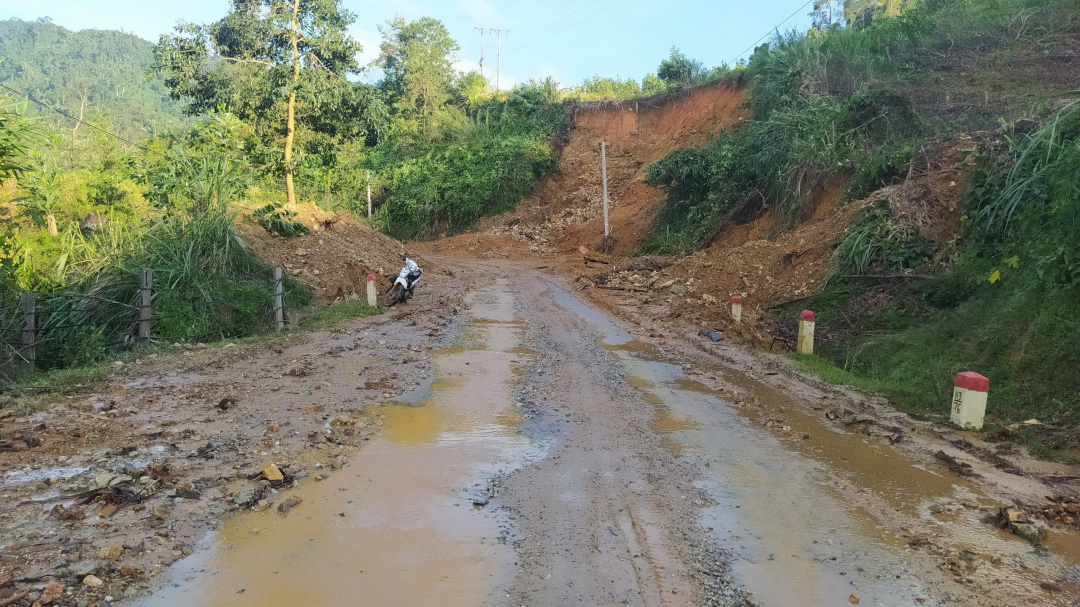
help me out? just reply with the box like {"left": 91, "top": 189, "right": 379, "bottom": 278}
{"left": 601, "top": 140, "right": 609, "bottom": 238}
{"left": 493, "top": 29, "right": 508, "bottom": 90}
{"left": 473, "top": 27, "right": 489, "bottom": 78}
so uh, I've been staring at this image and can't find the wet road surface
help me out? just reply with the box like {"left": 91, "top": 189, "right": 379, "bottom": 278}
{"left": 133, "top": 263, "right": 1080, "bottom": 606}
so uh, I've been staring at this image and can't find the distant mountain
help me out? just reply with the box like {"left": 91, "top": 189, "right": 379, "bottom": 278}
{"left": 0, "top": 18, "right": 187, "bottom": 140}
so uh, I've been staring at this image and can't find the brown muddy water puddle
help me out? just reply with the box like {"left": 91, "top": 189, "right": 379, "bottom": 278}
{"left": 135, "top": 279, "right": 540, "bottom": 607}
{"left": 548, "top": 281, "right": 1080, "bottom": 606}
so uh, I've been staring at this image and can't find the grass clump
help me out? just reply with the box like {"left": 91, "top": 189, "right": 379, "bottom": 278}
{"left": 296, "top": 300, "right": 381, "bottom": 328}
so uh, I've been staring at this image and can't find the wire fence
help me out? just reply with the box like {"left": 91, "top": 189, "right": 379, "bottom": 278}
{"left": 0, "top": 266, "right": 296, "bottom": 378}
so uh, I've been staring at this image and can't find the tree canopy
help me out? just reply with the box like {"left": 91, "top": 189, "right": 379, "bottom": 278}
{"left": 152, "top": 0, "right": 385, "bottom": 205}
{"left": 0, "top": 18, "right": 186, "bottom": 139}
{"left": 657, "top": 47, "right": 706, "bottom": 87}
{"left": 376, "top": 16, "right": 460, "bottom": 139}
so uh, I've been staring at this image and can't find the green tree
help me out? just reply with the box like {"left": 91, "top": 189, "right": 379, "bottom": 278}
{"left": 842, "top": 0, "right": 913, "bottom": 26}
{"left": 0, "top": 19, "right": 186, "bottom": 140}
{"left": 376, "top": 16, "right": 460, "bottom": 140}
{"left": 0, "top": 92, "right": 41, "bottom": 287}
{"left": 641, "top": 73, "right": 667, "bottom": 96}
{"left": 0, "top": 94, "right": 38, "bottom": 180}
{"left": 455, "top": 71, "right": 490, "bottom": 110}
{"left": 657, "top": 47, "right": 705, "bottom": 88}
{"left": 145, "top": 111, "right": 253, "bottom": 215}
{"left": 152, "top": 0, "right": 363, "bottom": 208}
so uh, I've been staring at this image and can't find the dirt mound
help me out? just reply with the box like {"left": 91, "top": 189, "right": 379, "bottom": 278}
{"left": 238, "top": 203, "right": 420, "bottom": 301}
{"left": 865, "top": 135, "right": 982, "bottom": 246}
{"left": 581, "top": 181, "right": 857, "bottom": 343}
{"left": 579, "top": 136, "right": 982, "bottom": 346}
{"left": 474, "top": 82, "right": 748, "bottom": 256}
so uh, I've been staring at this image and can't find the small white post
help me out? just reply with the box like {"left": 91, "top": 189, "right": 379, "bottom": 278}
{"left": 796, "top": 310, "right": 815, "bottom": 355}
{"left": 366, "top": 170, "right": 372, "bottom": 219}
{"left": 139, "top": 268, "right": 152, "bottom": 342}
{"left": 951, "top": 372, "right": 989, "bottom": 430}
{"left": 273, "top": 266, "right": 284, "bottom": 332}
{"left": 730, "top": 295, "right": 743, "bottom": 323}
{"left": 46, "top": 214, "right": 58, "bottom": 236}
{"left": 366, "top": 274, "right": 377, "bottom": 307}
{"left": 601, "top": 140, "right": 610, "bottom": 238}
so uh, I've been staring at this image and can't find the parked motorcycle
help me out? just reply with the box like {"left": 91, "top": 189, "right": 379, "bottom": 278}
{"left": 382, "top": 256, "right": 422, "bottom": 307}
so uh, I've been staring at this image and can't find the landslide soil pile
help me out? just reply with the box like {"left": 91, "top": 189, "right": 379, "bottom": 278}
{"left": 429, "top": 87, "right": 979, "bottom": 348}
{"left": 237, "top": 202, "right": 423, "bottom": 301}
{"left": 455, "top": 82, "right": 748, "bottom": 256}
{"left": 578, "top": 136, "right": 981, "bottom": 345}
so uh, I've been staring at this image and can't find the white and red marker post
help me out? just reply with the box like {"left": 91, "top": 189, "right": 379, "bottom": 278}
{"left": 797, "top": 310, "right": 815, "bottom": 355}
{"left": 367, "top": 274, "right": 377, "bottom": 307}
{"left": 731, "top": 295, "right": 743, "bottom": 323}
{"left": 950, "top": 372, "right": 989, "bottom": 430}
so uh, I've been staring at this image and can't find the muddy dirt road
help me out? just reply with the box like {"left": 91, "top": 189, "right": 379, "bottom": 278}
{"left": 3, "top": 261, "right": 1079, "bottom": 607}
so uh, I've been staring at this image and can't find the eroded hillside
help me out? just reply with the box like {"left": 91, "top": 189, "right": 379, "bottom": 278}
{"left": 463, "top": 82, "right": 748, "bottom": 256}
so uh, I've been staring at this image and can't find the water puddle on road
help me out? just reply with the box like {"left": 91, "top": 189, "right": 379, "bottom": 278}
{"left": 137, "top": 279, "right": 538, "bottom": 607}
{"left": 544, "top": 281, "right": 1080, "bottom": 606}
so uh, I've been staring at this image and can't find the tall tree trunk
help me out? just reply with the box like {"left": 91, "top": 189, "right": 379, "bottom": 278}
{"left": 284, "top": 0, "right": 301, "bottom": 209}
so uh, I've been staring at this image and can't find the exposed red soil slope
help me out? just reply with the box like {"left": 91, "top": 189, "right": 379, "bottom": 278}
{"left": 430, "top": 93, "right": 980, "bottom": 350}
{"left": 467, "top": 82, "right": 748, "bottom": 256}
{"left": 578, "top": 137, "right": 980, "bottom": 346}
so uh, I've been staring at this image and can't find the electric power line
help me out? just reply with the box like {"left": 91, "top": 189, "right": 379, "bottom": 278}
{"left": 0, "top": 82, "right": 164, "bottom": 157}
{"left": 727, "top": 0, "right": 816, "bottom": 66}
{"left": 506, "top": 0, "right": 609, "bottom": 48}
{"left": 501, "top": 0, "right": 548, "bottom": 26}
{"left": 503, "top": 0, "right": 623, "bottom": 54}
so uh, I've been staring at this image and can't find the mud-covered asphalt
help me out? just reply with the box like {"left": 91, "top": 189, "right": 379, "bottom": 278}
{"left": 2, "top": 261, "right": 1079, "bottom": 607}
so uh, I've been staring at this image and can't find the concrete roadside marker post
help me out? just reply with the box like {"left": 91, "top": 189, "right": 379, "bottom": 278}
{"left": 367, "top": 274, "right": 377, "bottom": 307}
{"left": 731, "top": 295, "right": 743, "bottom": 323}
{"left": 951, "top": 372, "right": 989, "bottom": 430}
{"left": 796, "top": 310, "right": 815, "bottom": 355}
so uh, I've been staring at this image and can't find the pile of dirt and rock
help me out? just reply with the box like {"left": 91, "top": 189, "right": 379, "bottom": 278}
{"left": 469, "top": 82, "right": 748, "bottom": 256}
{"left": 237, "top": 202, "right": 423, "bottom": 301}
{"left": 574, "top": 136, "right": 982, "bottom": 347}
{"left": 434, "top": 88, "right": 978, "bottom": 350}
{"left": 573, "top": 186, "right": 857, "bottom": 346}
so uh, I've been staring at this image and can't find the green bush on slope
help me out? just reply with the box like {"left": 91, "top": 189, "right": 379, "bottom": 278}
{"left": 640, "top": 0, "right": 1080, "bottom": 438}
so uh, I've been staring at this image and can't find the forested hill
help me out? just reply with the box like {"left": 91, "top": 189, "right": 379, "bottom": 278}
{"left": 0, "top": 18, "right": 186, "bottom": 139}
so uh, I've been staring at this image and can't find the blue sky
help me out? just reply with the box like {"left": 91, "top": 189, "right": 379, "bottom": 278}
{"left": 1, "top": 0, "right": 816, "bottom": 89}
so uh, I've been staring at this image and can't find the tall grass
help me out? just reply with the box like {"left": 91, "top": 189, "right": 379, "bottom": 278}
{"left": 968, "top": 100, "right": 1080, "bottom": 285}
{"left": 20, "top": 206, "right": 311, "bottom": 369}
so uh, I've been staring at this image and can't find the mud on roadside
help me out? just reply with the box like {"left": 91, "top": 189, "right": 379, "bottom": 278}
{"left": 569, "top": 269, "right": 1080, "bottom": 603}
{"left": 0, "top": 278, "right": 470, "bottom": 607}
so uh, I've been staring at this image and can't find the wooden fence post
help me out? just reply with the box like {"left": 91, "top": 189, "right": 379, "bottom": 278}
{"left": 274, "top": 267, "right": 284, "bottom": 332}
{"left": 20, "top": 292, "right": 35, "bottom": 372}
{"left": 139, "top": 268, "right": 152, "bottom": 342}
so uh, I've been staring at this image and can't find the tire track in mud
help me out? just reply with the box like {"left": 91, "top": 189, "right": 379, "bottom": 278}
{"left": 455, "top": 258, "right": 1080, "bottom": 607}
{"left": 494, "top": 265, "right": 744, "bottom": 606}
